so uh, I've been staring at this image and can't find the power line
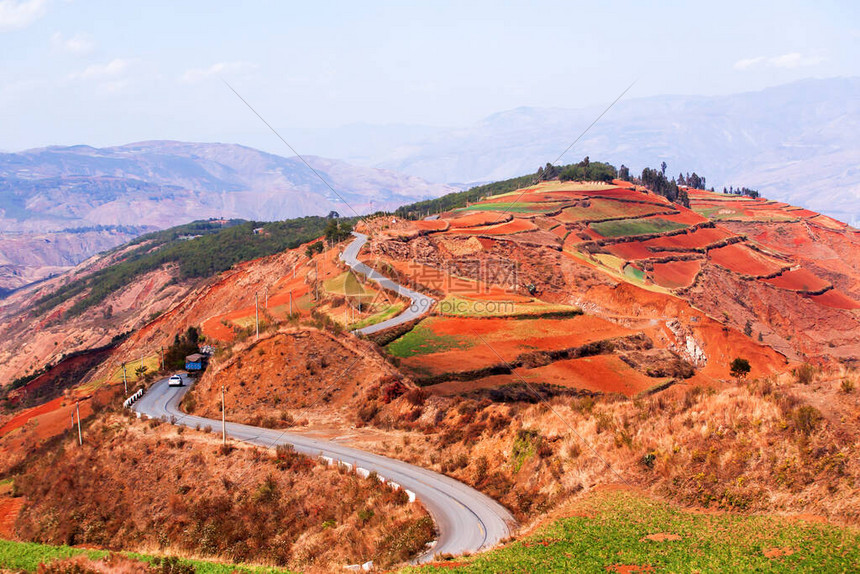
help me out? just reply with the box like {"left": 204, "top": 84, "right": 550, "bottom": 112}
{"left": 221, "top": 79, "right": 363, "bottom": 220}
{"left": 491, "top": 80, "right": 636, "bottom": 224}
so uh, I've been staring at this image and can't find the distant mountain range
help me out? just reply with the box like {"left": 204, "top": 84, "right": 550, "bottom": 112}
{"left": 0, "top": 141, "right": 453, "bottom": 292}
{"left": 360, "top": 77, "right": 859, "bottom": 225}
{"left": 0, "top": 141, "right": 453, "bottom": 233}
{"left": 1, "top": 77, "right": 857, "bottom": 293}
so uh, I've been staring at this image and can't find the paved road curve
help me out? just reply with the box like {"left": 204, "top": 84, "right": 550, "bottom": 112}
{"left": 339, "top": 232, "right": 435, "bottom": 335}
{"left": 133, "top": 377, "right": 516, "bottom": 563}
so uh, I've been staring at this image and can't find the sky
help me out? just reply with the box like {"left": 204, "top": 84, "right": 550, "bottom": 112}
{"left": 0, "top": 0, "right": 858, "bottom": 156}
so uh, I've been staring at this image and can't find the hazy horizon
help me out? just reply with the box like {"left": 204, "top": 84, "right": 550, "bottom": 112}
{"left": 1, "top": 0, "right": 858, "bottom": 157}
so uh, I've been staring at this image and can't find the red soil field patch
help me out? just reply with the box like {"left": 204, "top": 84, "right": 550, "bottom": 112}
{"left": 556, "top": 198, "right": 667, "bottom": 224}
{"left": 707, "top": 243, "right": 786, "bottom": 276}
{"left": 551, "top": 225, "right": 568, "bottom": 238}
{"left": 401, "top": 315, "right": 633, "bottom": 377}
{"left": 605, "top": 241, "right": 654, "bottom": 261}
{"left": 809, "top": 214, "right": 847, "bottom": 230}
{"left": 783, "top": 208, "right": 818, "bottom": 218}
{"left": 763, "top": 268, "right": 830, "bottom": 292}
{"left": 694, "top": 320, "right": 787, "bottom": 379}
{"left": 412, "top": 219, "right": 449, "bottom": 232}
{"left": 0, "top": 396, "right": 93, "bottom": 445}
{"left": 446, "top": 218, "right": 537, "bottom": 235}
{"left": 808, "top": 289, "right": 860, "bottom": 310}
{"left": 516, "top": 354, "right": 661, "bottom": 396}
{"left": 0, "top": 497, "right": 25, "bottom": 538}
{"left": 446, "top": 212, "right": 511, "bottom": 228}
{"left": 0, "top": 396, "right": 66, "bottom": 437}
{"left": 649, "top": 209, "right": 708, "bottom": 225}
{"left": 651, "top": 260, "right": 703, "bottom": 289}
{"left": 201, "top": 280, "right": 313, "bottom": 342}
{"left": 642, "top": 226, "right": 733, "bottom": 250}
{"left": 431, "top": 354, "right": 660, "bottom": 397}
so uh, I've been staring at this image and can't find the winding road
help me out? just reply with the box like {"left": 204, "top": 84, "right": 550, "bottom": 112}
{"left": 133, "top": 378, "right": 515, "bottom": 562}
{"left": 340, "top": 232, "right": 435, "bottom": 335}
{"left": 132, "top": 232, "right": 514, "bottom": 563}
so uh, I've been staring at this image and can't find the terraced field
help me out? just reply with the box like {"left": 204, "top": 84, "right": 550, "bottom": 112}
{"left": 373, "top": 179, "right": 858, "bottom": 392}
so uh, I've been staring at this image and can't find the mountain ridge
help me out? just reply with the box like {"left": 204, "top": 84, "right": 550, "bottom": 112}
{"left": 371, "top": 77, "right": 860, "bottom": 225}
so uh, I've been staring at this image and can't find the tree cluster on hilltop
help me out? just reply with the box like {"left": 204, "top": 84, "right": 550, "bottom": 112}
{"left": 557, "top": 157, "right": 617, "bottom": 183}
{"left": 723, "top": 185, "right": 760, "bottom": 198}
{"left": 640, "top": 167, "right": 690, "bottom": 208}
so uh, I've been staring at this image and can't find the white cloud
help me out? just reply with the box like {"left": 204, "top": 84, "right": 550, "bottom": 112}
{"left": 71, "top": 58, "right": 129, "bottom": 79}
{"left": 734, "top": 52, "right": 824, "bottom": 71}
{"left": 0, "top": 0, "right": 47, "bottom": 31}
{"left": 51, "top": 31, "right": 95, "bottom": 56}
{"left": 733, "top": 56, "right": 765, "bottom": 71}
{"left": 181, "top": 61, "right": 255, "bottom": 83}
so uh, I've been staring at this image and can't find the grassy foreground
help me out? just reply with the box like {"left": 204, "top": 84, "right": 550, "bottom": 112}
{"left": 404, "top": 489, "right": 859, "bottom": 573}
{"left": 0, "top": 539, "right": 293, "bottom": 574}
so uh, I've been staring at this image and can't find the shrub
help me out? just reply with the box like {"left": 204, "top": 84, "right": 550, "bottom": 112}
{"left": 730, "top": 357, "right": 751, "bottom": 380}
{"left": 794, "top": 363, "right": 815, "bottom": 385}
{"left": 641, "top": 452, "right": 656, "bottom": 469}
{"left": 792, "top": 405, "right": 823, "bottom": 436}
{"left": 841, "top": 378, "right": 855, "bottom": 394}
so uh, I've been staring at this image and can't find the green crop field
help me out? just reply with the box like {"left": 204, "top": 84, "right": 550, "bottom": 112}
{"left": 456, "top": 202, "right": 563, "bottom": 214}
{"left": 590, "top": 217, "right": 688, "bottom": 238}
{"left": 403, "top": 489, "right": 860, "bottom": 573}
{"left": 559, "top": 199, "right": 663, "bottom": 223}
{"left": 0, "top": 539, "right": 294, "bottom": 574}
{"left": 350, "top": 301, "right": 406, "bottom": 330}
{"left": 386, "top": 318, "right": 473, "bottom": 357}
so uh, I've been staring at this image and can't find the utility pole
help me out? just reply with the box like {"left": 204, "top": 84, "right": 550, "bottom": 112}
{"left": 75, "top": 402, "right": 82, "bottom": 446}
{"left": 221, "top": 385, "right": 227, "bottom": 445}
{"left": 160, "top": 347, "right": 165, "bottom": 371}
{"left": 289, "top": 290, "right": 293, "bottom": 316}
{"left": 122, "top": 362, "right": 127, "bottom": 396}
{"left": 265, "top": 286, "right": 269, "bottom": 308}
{"left": 255, "top": 293, "right": 260, "bottom": 340}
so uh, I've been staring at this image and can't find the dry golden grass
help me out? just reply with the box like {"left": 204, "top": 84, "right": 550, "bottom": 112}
{"left": 12, "top": 413, "right": 432, "bottom": 572}
{"left": 354, "top": 373, "right": 858, "bottom": 526}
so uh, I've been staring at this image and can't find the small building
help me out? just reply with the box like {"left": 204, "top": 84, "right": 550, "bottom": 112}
{"left": 185, "top": 353, "right": 207, "bottom": 372}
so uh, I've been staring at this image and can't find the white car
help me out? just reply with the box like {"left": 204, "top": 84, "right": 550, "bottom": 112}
{"left": 168, "top": 374, "right": 183, "bottom": 387}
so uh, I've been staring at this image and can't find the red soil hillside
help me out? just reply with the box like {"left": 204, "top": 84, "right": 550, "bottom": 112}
{"left": 369, "top": 180, "right": 857, "bottom": 368}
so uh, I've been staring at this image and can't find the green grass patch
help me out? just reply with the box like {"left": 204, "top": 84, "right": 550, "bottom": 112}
{"left": 324, "top": 270, "right": 369, "bottom": 297}
{"left": 594, "top": 253, "right": 626, "bottom": 272}
{"left": 403, "top": 489, "right": 860, "bottom": 573}
{"left": 386, "top": 318, "right": 473, "bottom": 358}
{"left": 350, "top": 301, "right": 406, "bottom": 330}
{"left": 456, "top": 202, "right": 561, "bottom": 214}
{"left": 590, "top": 218, "right": 688, "bottom": 238}
{"left": 623, "top": 264, "right": 645, "bottom": 282}
{"left": 0, "top": 539, "right": 294, "bottom": 574}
